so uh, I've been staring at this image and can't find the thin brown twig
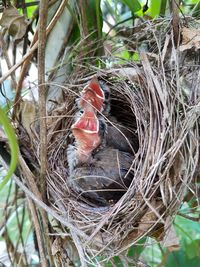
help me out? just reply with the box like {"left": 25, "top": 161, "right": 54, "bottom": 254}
{"left": 171, "top": 0, "right": 180, "bottom": 47}
{"left": 27, "top": 198, "right": 48, "bottom": 267}
{"left": 38, "top": 1, "right": 54, "bottom": 266}
{"left": 38, "top": 0, "right": 48, "bottom": 201}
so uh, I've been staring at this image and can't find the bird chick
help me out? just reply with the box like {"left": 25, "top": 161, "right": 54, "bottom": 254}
{"left": 67, "top": 100, "right": 134, "bottom": 206}
{"left": 67, "top": 102, "right": 101, "bottom": 174}
{"left": 71, "top": 147, "right": 134, "bottom": 205}
{"left": 99, "top": 117, "right": 138, "bottom": 154}
{"left": 80, "top": 77, "right": 138, "bottom": 154}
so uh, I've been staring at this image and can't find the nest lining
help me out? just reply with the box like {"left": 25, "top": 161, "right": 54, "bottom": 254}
{"left": 18, "top": 20, "right": 200, "bottom": 262}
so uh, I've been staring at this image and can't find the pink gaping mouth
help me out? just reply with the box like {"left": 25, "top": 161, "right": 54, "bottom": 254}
{"left": 71, "top": 110, "right": 99, "bottom": 133}
{"left": 80, "top": 76, "right": 105, "bottom": 112}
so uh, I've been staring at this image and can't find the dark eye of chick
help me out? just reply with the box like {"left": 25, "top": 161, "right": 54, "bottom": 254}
{"left": 99, "top": 120, "right": 106, "bottom": 132}
{"left": 104, "top": 91, "right": 110, "bottom": 99}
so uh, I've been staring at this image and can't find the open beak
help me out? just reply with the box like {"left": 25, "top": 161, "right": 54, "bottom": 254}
{"left": 71, "top": 108, "right": 101, "bottom": 154}
{"left": 72, "top": 109, "right": 99, "bottom": 133}
{"left": 86, "top": 76, "right": 104, "bottom": 99}
{"left": 80, "top": 76, "right": 105, "bottom": 112}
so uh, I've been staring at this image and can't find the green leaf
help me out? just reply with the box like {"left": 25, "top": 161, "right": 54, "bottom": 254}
{"left": 95, "top": 0, "right": 103, "bottom": 39}
{"left": 7, "top": 206, "right": 32, "bottom": 245}
{"left": 140, "top": 237, "right": 163, "bottom": 266}
{"left": 192, "top": 0, "right": 200, "bottom": 18}
{"left": 127, "top": 237, "right": 146, "bottom": 258}
{"left": 118, "top": 0, "right": 141, "bottom": 13}
{"left": 149, "top": 0, "right": 161, "bottom": 18}
{"left": 85, "top": 0, "right": 103, "bottom": 39}
{"left": 160, "top": 0, "right": 167, "bottom": 17}
{"left": 184, "top": 239, "right": 200, "bottom": 259}
{"left": 114, "top": 50, "right": 131, "bottom": 60}
{"left": 174, "top": 215, "right": 200, "bottom": 244}
{"left": 104, "top": 262, "right": 113, "bottom": 267}
{"left": 174, "top": 214, "right": 200, "bottom": 262}
{"left": 165, "top": 250, "right": 200, "bottom": 267}
{"left": 132, "top": 52, "right": 140, "bottom": 61}
{"left": 113, "top": 256, "right": 123, "bottom": 267}
{"left": 0, "top": 107, "right": 18, "bottom": 190}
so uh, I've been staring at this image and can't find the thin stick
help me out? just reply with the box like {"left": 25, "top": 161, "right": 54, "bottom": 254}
{"left": 37, "top": 1, "right": 54, "bottom": 266}
{"left": 27, "top": 198, "right": 48, "bottom": 267}
{"left": 38, "top": 0, "right": 48, "bottom": 199}
{"left": 171, "top": 0, "right": 180, "bottom": 47}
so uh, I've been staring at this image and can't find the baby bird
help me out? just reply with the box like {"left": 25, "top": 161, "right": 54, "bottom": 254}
{"left": 67, "top": 97, "right": 134, "bottom": 206}
{"left": 67, "top": 99, "right": 100, "bottom": 173}
{"left": 79, "top": 76, "right": 137, "bottom": 154}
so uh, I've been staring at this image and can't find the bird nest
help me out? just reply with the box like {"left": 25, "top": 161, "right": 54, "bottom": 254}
{"left": 18, "top": 20, "right": 200, "bottom": 263}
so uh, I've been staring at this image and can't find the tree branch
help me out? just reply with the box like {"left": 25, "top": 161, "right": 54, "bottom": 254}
{"left": 38, "top": 0, "right": 48, "bottom": 199}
